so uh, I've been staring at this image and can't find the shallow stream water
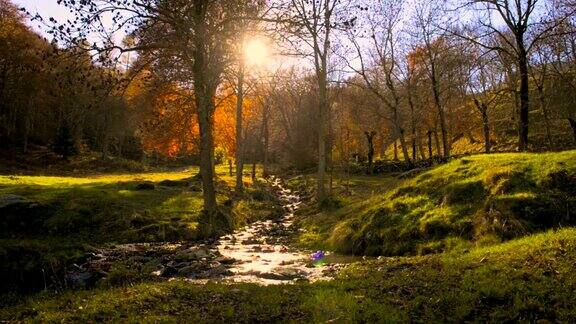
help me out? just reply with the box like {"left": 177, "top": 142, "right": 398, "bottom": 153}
{"left": 67, "top": 177, "right": 343, "bottom": 287}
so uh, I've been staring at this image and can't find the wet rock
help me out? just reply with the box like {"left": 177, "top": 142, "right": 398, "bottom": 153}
{"left": 198, "top": 265, "right": 231, "bottom": 278}
{"left": 257, "top": 268, "right": 308, "bottom": 281}
{"left": 166, "top": 260, "right": 178, "bottom": 268}
{"left": 175, "top": 247, "right": 210, "bottom": 261}
{"left": 242, "top": 238, "right": 261, "bottom": 245}
{"left": 178, "top": 264, "right": 203, "bottom": 277}
{"left": 260, "top": 247, "right": 275, "bottom": 253}
{"left": 0, "top": 194, "right": 30, "bottom": 208}
{"left": 0, "top": 194, "right": 49, "bottom": 232}
{"left": 85, "top": 252, "right": 104, "bottom": 260}
{"left": 66, "top": 271, "right": 101, "bottom": 288}
{"left": 159, "top": 266, "right": 178, "bottom": 277}
{"left": 215, "top": 256, "right": 236, "bottom": 265}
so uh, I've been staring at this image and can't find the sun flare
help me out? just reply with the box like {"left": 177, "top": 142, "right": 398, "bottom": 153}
{"left": 244, "top": 38, "right": 270, "bottom": 67}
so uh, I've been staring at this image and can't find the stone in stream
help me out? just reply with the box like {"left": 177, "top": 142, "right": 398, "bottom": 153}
{"left": 256, "top": 267, "right": 308, "bottom": 281}
{"left": 177, "top": 264, "right": 204, "bottom": 277}
{"left": 159, "top": 266, "right": 178, "bottom": 277}
{"left": 242, "top": 238, "right": 261, "bottom": 245}
{"left": 260, "top": 247, "right": 275, "bottom": 253}
{"left": 66, "top": 271, "right": 101, "bottom": 288}
{"left": 214, "top": 256, "right": 236, "bottom": 265}
{"left": 175, "top": 247, "right": 210, "bottom": 261}
{"left": 198, "top": 264, "right": 232, "bottom": 278}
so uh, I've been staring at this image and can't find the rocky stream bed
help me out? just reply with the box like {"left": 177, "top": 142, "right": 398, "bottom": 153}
{"left": 66, "top": 177, "right": 343, "bottom": 287}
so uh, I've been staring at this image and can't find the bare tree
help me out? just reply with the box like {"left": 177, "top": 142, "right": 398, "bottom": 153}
{"left": 409, "top": 0, "right": 453, "bottom": 159}
{"left": 272, "top": 0, "right": 354, "bottom": 203}
{"left": 345, "top": 0, "right": 413, "bottom": 165}
{"left": 467, "top": 49, "right": 506, "bottom": 153}
{"left": 458, "top": 0, "right": 576, "bottom": 150}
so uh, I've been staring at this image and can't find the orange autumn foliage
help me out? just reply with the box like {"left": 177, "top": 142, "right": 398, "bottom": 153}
{"left": 133, "top": 81, "right": 260, "bottom": 158}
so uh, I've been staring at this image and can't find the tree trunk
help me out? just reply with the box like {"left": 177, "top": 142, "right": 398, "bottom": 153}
{"left": 433, "top": 130, "right": 441, "bottom": 158}
{"left": 408, "top": 94, "right": 417, "bottom": 161}
{"left": 316, "top": 71, "right": 328, "bottom": 203}
{"left": 482, "top": 109, "right": 491, "bottom": 154}
{"left": 235, "top": 62, "right": 245, "bottom": 195}
{"left": 537, "top": 86, "right": 553, "bottom": 148}
{"left": 379, "top": 132, "right": 386, "bottom": 160}
{"left": 430, "top": 66, "right": 450, "bottom": 159}
{"left": 197, "top": 96, "right": 217, "bottom": 214}
{"left": 192, "top": 6, "right": 218, "bottom": 216}
{"left": 568, "top": 118, "right": 576, "bottom": 142}
{"left": 517, "top": 39, "right": 530, "bottom": 151}
{"left": 427, "top": 130, "right": 433, "bottom": 161}
{"left": 417, "top": 131, "right": 426, "bottom": 160}
{"left": 393, "top": 139, "right": 398, "bottom": 161}
{"left": 392, "top": 109, "right": 411, "bottom": 165}
{"left": 365, "top": 131, "right": 376, "bottom": 172}
{"left": 474, "top": 100, "right": 491, "bottom": 154}
{"left": 251, "top": 153, "right": 256, "bottom": 181}
{"left": 261, "top": 104, "right": 269, "bottom": 178}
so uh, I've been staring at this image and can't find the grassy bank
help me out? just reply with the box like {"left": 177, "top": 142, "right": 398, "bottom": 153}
{"left": 2, "top": 227, "right": 575, "bottom": 322}
{"left": 0, "top": 165, "right": 280, "bottom": 295}
{"left": 290, "top": 151, "right": 576, "bottom": 256}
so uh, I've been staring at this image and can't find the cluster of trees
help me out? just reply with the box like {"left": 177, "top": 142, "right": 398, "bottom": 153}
{"left": 0, "top": 0, "right": 142, "bottom": 160}
{"left": 3, "top": 0, "right": 576, "bottom": 216}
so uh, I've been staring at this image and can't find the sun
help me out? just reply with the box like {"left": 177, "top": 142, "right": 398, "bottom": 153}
{"left": 244, "top": 38, "right": 270, "bottom": 67}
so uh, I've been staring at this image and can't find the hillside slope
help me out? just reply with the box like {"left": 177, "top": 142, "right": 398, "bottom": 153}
{"left": 2, "top": 228, "right": 576, "bottom": 322}
{"left": 294, "top": 151, "right": 576, "bottom": 256}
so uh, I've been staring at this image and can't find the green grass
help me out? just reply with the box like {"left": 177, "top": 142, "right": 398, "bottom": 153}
{"left": 0, "top": 164, "right": 280, "bottom": 294}
{"left": 3, "top": 227, "right": 576, "bottom": 322}
{"left": 291, "top": 151, "right": 576, "bottom": 256}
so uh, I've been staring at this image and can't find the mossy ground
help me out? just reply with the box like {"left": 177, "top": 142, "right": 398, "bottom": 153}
{"left": 2, "top": 152, "right": 576, "bottom": 322}
{"left": 2, "top": 228, "right": 576, "bottom": 322}
{"left": 291, "top": 151, "right": 576, "bottom": 256}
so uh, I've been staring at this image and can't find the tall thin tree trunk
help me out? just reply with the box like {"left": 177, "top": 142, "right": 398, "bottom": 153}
{"left": 197, "top": 97, "right": 217, "bottom": 214}
{"left": 417, "top": 131, "right": 426, "bottom": 160}
{"left": 192, "top": 5, "right": 218, "bottom": 216}
{"left": 317, "top": 71, "right": 328, "bottom": 203}
{"left": 392, "top": 109, "right": 411, "bottom": 165}
{"left": 380, "top": 132, "right": 386, "bottom": 160}
{"left": 427, "top": 130, "right": 433, "bottom": 161}
{"left": 408, "top": 95, "right": 417, "bottom": 161}
{"left": 568, "top": 118, "right": 576, "bottom": 142}
{"left": 261, "top": 104, "right": 269, "bottom": 178}
{"left": 517, "top": 40, "right": 530, "bottom": 151}
{"left": 474, "top": 100, "right": 491, "bottom": 154}
{"left": 433, "top": 130, "right": 441, "bottom": 158}
{"left": 393, "top": 139, "right": 398, "bottom": 161}
{"left": 235, "top": 62, "right": 245, "bottom": 194}
{"left": 251, "top": 152, "right": 256, "bottom": 181}
{"left": 430, "top": 65, "right": 450, "bottom": 159}
{"left": 536, "top": 86, "right": 553, "bottom": 148}
{"left": 482, "top": 110, "right": 491, "bottom": 154}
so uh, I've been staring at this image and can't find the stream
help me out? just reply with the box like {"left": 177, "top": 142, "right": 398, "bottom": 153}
{"left": 66, "top": 177, "right": 343, "bottom": 287}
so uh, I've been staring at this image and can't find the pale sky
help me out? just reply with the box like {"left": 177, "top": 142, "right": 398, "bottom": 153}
{"left": 13, "top": 0, "right": 71, "bottom": 37}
